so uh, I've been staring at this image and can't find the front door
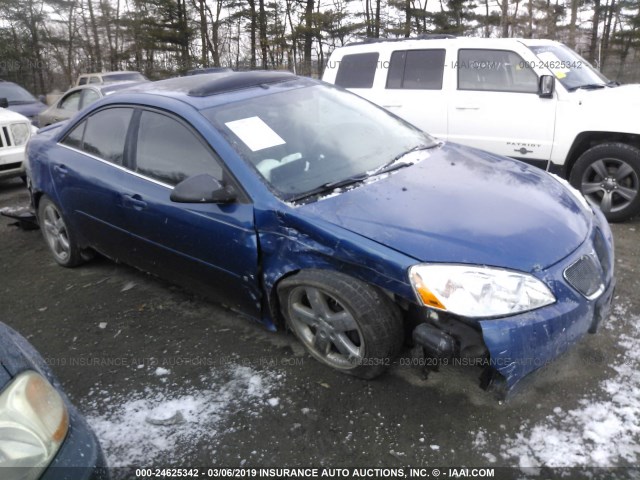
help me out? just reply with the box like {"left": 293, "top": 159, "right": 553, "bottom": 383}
{"left": 448, "top": 48, "right": 557, "bottom": 162}
{"left": 118, "top": 108, "right": 261, "bottom": 317}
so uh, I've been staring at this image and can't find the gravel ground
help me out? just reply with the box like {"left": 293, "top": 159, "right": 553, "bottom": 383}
{"left": 1, "top": 177, "right": 639, "bottom": 479}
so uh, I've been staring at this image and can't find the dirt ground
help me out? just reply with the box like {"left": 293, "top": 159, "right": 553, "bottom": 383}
{"left": 1, "top": 176, "right": 639, "bottom": 480}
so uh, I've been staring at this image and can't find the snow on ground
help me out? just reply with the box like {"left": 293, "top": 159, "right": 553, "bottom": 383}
{"left": 473, "top": 301, "right": 640, "bottom": 469}
{"left": 85, "top": 364, "right": 282, "bottom": 467}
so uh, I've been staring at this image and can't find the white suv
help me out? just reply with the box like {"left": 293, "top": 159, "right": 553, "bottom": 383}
{"left": 323, "top": 36, "right": 640, "bottom": 221}
{"left": 0, "top": 108, "right": 33, "bottom": 180}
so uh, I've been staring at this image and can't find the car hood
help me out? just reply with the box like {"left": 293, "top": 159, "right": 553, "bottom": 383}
{"left": 299, "top": 144, "right": 591, "bottom": 273}
{"left": 0, "top": 107, "right": 31, "bottom": 123}
{"left": 8, "top": 101, "right": 47, "bottom": 120}
{"left": 573, "top": 84, "right": 640, "bottom": 105}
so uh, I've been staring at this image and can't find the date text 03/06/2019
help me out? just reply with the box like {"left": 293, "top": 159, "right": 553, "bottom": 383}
{"left": 134, "top": 467, "right": 496, "bottom": 478}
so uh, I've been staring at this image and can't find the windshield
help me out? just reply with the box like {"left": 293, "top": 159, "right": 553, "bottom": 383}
{"left": 203, "top": 83, "right": 436, "bottom": 201}
{"left": 0, "top": 83, "right": 37, "bottom": 104}
{"left": 528, "top": 44, "right": 609, "bottom": 91}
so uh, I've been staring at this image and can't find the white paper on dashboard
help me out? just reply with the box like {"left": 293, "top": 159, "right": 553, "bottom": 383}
{"left": 225, "top": 116, "right": 286, "bottom": 152}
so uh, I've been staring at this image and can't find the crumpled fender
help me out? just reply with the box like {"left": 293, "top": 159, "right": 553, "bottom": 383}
{"left": 254, "top": 206, "right": 418, "bottom": 329}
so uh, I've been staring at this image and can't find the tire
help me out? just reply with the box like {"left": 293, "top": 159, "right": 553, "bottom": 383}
{"left": 569, "top": 143, "right": 640, "bottom": 222}
{"left": 278, "top": 269, "right": 403, "bottom": 379}
{"left": 38, "top": 196, "right": 84, "bottom": 267}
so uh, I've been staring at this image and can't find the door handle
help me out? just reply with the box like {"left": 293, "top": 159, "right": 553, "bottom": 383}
{"left": 53, "top": 164, "right": 68, "bottom": 175}
{"left": 455, "top": 105, "right": 480, "bottom": 110}
{"left": 122, "top": 194, "right": 147, "bottom": 211}
{"left": 382, "top": 105, "right": 402, "bottom": 108}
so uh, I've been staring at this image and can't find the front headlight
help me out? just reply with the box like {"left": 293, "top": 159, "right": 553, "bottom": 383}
{"left": 0, "top": 371, "right": 69, "bottom": 479}
{"left": 409, "top": 264, "right": 556, "bottom": 318}
{"left": 10, "top": 123, "right": 30, "bottom": 146}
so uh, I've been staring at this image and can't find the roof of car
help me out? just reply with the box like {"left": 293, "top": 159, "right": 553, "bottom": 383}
{"left": 332, "top": 36, "right": 562, "bottom": 53}
{"left": 117, "top": 70, "right": 308, "bottom": 109}
{"left": 78, "top": 71, "right": 142, "bottom": 77}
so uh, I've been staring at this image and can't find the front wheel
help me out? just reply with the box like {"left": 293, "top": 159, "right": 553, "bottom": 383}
{"left": 38, "top": 196, "right": 84, "bottom": 267}
{"left": 569, "top": 143, "right": 640, "bottom": 222}
{"left": 278, "top": 270, "right": 403, "bottom": 379}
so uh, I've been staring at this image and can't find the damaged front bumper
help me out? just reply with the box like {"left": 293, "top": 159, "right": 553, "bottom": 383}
{"left": 411, "top": 223, "right": 615, "bottom": 394}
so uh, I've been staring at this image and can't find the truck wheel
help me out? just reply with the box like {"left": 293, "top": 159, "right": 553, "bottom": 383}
{"left": 569, "top": 143, "right": 640, "bottom": 222}
{"left": 38, "top": 196, "right": 84, "bottom": 267}
{"left": 278, "top": 270, "right": 403, "bottom": 379}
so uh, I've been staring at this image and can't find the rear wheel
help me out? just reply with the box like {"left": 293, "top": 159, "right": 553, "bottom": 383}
{"left": 569, "top": 143, "right": 640, "bottom": 222}
{"left": 278, "top": 270, "right": 403, "bottom": 379}
{"left": 38, "top": 196, "right": 84, "bottom": 267}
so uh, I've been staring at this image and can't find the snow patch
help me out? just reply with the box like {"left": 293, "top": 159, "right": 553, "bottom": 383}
{"left": 473, "top": 303, "right": 640, "bottom": 469}
{"left": 85, "top": 365, "right": 282, "bottom": 467}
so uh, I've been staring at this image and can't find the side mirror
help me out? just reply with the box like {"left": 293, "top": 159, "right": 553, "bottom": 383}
{"left": 170, "top": 174, "right": 236, "bottom": 204}
{"left": 0, "top": 98, "right": 8, "bottom": 108}
{"left": 538, "top": 75, "right": 555, "bottom": 99}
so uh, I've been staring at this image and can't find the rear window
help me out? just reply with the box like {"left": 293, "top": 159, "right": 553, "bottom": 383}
{"left": 386, "top": 49, "right": 445, "bottom": 90}
{"left": 334, "top": 53, "right": 379, "bottom": 88}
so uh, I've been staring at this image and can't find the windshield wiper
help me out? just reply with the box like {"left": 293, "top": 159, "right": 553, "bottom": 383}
{"left": 288, "top": 144, "right": 433, "bottom": 203}
{"left": 568, "top": 83, "right": 606, "bottom": 91}
{"left": 288, "top": 174, "right": 370, "bottom": 203}
{"left": 382, "top": 143, "right": 435, "bottom": 169}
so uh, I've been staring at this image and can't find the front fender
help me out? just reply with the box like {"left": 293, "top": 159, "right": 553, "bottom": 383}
{"left": 256, "top": 207, "right": 418, "bottom": 329}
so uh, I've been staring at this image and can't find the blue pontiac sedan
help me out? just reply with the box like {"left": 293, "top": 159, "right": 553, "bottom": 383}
{"left": 26, "top": 72, "right": 615, "bottom": 393}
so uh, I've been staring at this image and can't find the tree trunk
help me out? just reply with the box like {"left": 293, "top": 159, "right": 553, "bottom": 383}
{"left": 199, "top": 0, "right": 208, "bottom": 67}
{"left": 248, "top": 0, "right": 257, "bottom": 69}
{"left": 568, "top": 0, "right": 579, "bottom": 48}
{"left": 259, "top": 0, "right": 268, "bottom": 69}
{"left": 589, "top": 0, "right": 601, "bottom": 65}
{"left": 87, "top": 0, "right": 102, "bottom": 71}
{"left": 303, "top": 0, "right": 314, "bottom": 76}
{"left": 501, "top": 0, "right": 510, "bottom": 37}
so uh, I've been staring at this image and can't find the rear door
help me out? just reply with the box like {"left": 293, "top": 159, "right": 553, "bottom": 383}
{"left": 118, "top": 108, "right": 261, "bottom": 317}
{"left": 53, "top": 107, "right": 135, "bottom": 260}
{"left": 373, "top": 48, "right": 448, "bottom": 138}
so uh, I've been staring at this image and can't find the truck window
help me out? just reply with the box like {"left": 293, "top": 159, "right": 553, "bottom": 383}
{"left": 334, "top": 53, "right": 379, "bottom": 88}
{"left": 386, "top": 49, "right": 445, "bottom": 90}
{"left": 458, "top": 49, "right": 538, "bottom": 93}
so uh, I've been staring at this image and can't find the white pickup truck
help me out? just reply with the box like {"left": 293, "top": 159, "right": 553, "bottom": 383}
{"left": 322, "top": 37, "right": 639, "bottom": 221}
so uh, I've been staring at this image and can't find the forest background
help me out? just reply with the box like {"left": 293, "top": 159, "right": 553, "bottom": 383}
{"left": 1, "top": 0, "right": 639, "bottom": 95}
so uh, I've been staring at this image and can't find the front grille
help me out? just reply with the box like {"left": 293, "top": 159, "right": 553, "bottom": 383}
{"left": 564, "top": 255, "right": 604, "bottom": 299}
{"left": 0, "top": 126, "right": 10, "bottom": 148}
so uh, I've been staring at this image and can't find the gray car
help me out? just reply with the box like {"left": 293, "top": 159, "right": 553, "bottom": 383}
{"left": 37, "top": 81, "right": 148, "bottom": 127}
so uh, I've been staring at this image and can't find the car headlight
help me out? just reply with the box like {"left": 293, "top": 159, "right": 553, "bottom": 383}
{"left": 409, "top": 264, "right": 556, "bottom": 318}
{"left": 10, "top": 123, "right": 30, "bottom": 146}
{"left": 0, "top": 371, "right": 69, "bottom": 479}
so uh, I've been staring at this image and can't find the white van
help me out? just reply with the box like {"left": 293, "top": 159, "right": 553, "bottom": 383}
{"left": 323, "top": 36, "right": 640, "bottom": 221}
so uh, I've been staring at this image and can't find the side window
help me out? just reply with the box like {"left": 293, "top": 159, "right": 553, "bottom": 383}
{"left": 61, "top": 122, "right": 86, "bottom": 150}
{"left": 334, "top": 52, "right": 379, "bottom": 88}
{"left": 458, "top": 49, "right": 538, "bottom": 93}
{"left": 81, "top": 89, "right": 100, "bottom": 108}
{"left": 81, "top": 108, "right": 133, "bottom": 164}
{"left": 59, "top": 91, "right": 82, "bottom": 112}
{"left": 135, "top": 110, "right": 223, "bottom": 186}
{"left": 89, "top": 76, "right": 101, "bottom": 84}
{"left": 386, "top": 49, "right": 445, "bottom": 90}
{"left": 78, "top": 77, "right": 88, "bottom": 86}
